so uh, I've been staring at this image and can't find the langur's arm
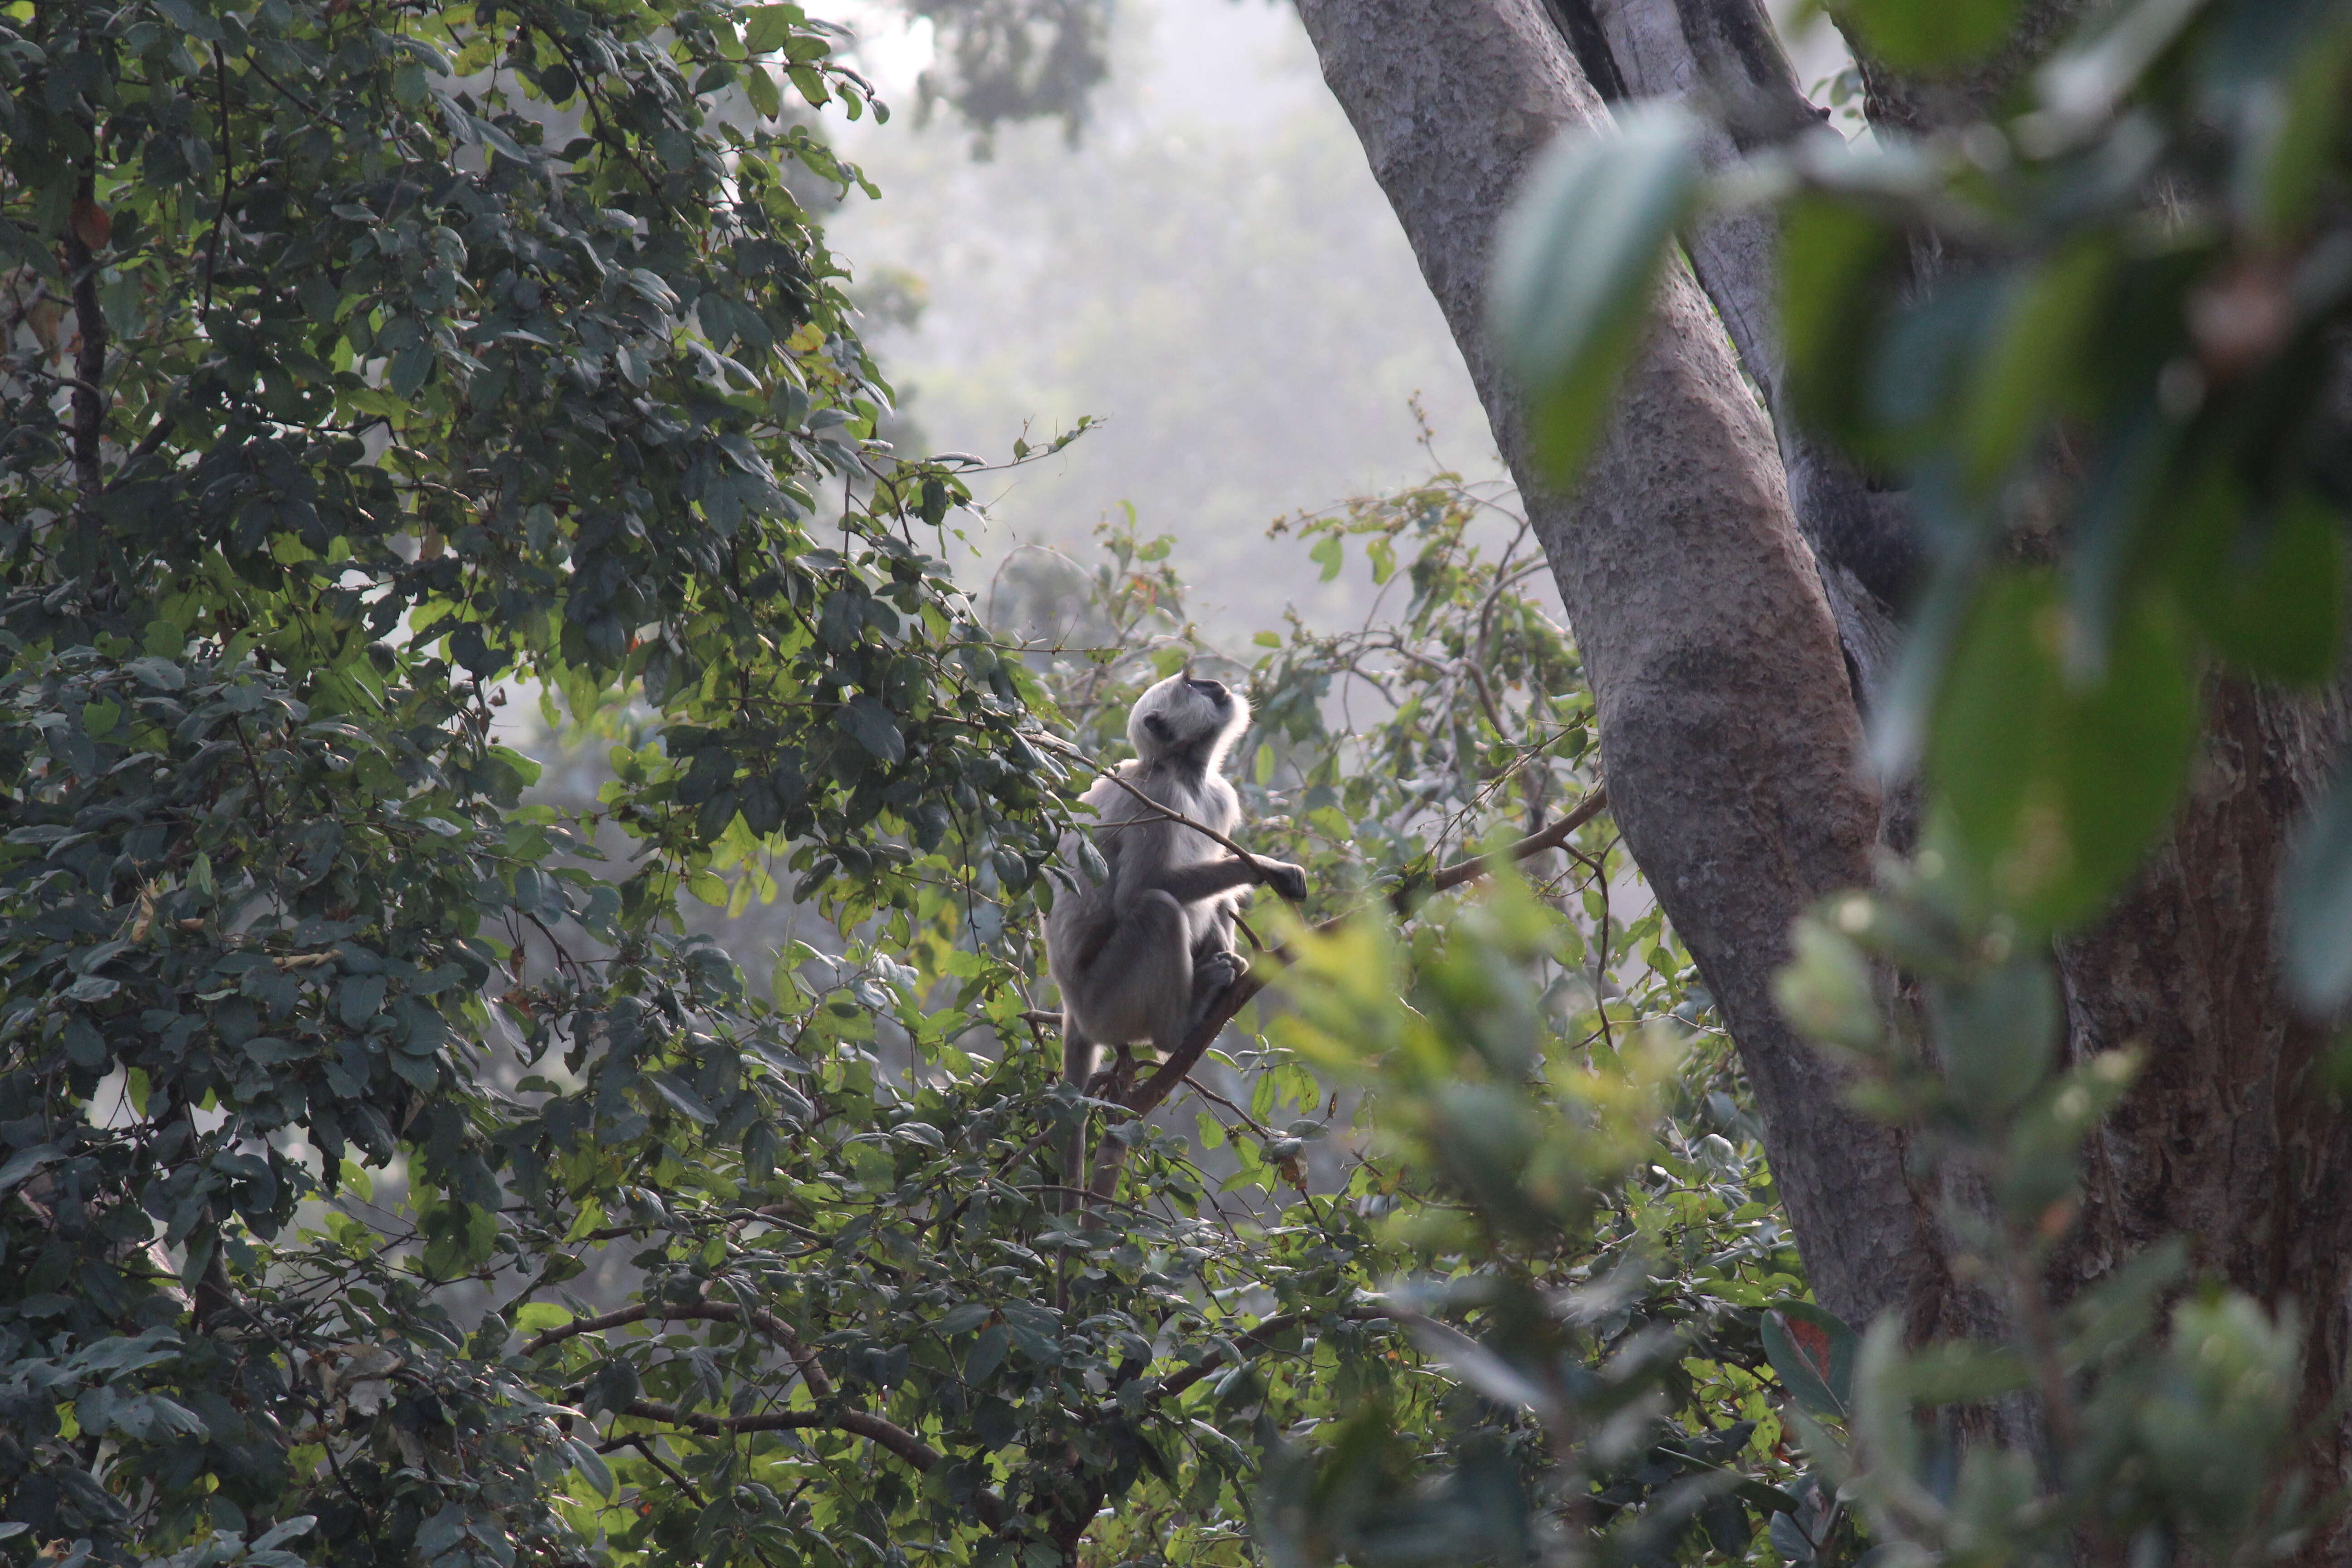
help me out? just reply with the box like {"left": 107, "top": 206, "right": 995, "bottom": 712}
{"left": 1153, "top": 854, "right": 1306, "bottom": 906}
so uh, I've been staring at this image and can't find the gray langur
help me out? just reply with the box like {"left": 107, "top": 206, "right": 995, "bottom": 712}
{"left": 1045, "top": 673, "right": 1308, "bottom": 1179}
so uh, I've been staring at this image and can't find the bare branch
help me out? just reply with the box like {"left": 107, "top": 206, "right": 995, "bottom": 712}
{"left": 1426, "top": 784, "right": 1609, "bottom": 894}
{"left": 617, "top": 1399, "right": 941, "bottom": 1470}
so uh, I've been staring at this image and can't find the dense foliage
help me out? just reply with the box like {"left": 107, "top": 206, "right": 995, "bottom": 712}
{"left": 1489, "top": 0, "right": 2352, "bottom": 1557}
{"left": 0, "top": 6, "right": 1828, "bottom": 1563}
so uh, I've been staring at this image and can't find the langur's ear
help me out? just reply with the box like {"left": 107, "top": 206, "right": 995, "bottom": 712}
{"left": 1143, "top": 713, "right": 1173, "bottom": 744}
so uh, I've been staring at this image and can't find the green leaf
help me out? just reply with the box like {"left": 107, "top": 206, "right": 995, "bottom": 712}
{"left": 2236, "top": 19, "right": 2352, "bottom": 238}
{"left": 152, "top": 0, "right": 226, "bottom": 40}
{"left": 1835, "top": 0, "right": 2019, "bottom": 69}
{"left": 1781, "top": 195, "right": 1897, "bottom": 441}
{"left": 936, "top": 1302, "right": 993, "bottom": 1335}
{"left": 1488, "top": 103, "right": 1703, "bottom": 485}
{"left": 338, "top": 975, "right": 387, "bottom": 1029}
{"left": 1308, "top": 533, "right": 1344, "bottom": 583}
{"left": 1929, "top": 571, "right": 2201, "bottom": 930}
{"left": 2167, "top": 479, "right": 2346, "bottom": 686}
{"left": 389, "top": 344, "right": 435, "bottom": 399}
{"left": 1959, "top": 240, "right": 2112, "bottom": 490}
{"left": 1762, "top": 1302, "right": 1857, "bottom": 1420}
{"left": 649, "top": 1071, "right": 717, "bottom": 1123}
{"left": 567, "top": 1438, "right": 616, "bottom": 1499}
{"left": 744, "top": 4, "right": 800, "bottom": 54}
{"left": 0, "top": 1145, "right": 62, "bottom": 1194}
{"left": 964, "top": 1321, "right": 1010, "bottom": 1384}
{"left": 840, "top": 694, "right": 906, "bottom": 764}
{"left": 1929, "top": 956, "right": 2059, "bottom": 1119}
{"left": 745, "top": 65, "right": 784, "bottom": 121}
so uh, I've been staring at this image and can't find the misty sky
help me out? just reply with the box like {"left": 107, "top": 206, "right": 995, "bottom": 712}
{"left": 814, "top": 0, "right": 1500, "bottom": 642}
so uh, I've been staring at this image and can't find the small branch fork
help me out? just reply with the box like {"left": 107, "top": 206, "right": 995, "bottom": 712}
{"left": 1086, "top": 784, "right": 1609, "bottom": 1202}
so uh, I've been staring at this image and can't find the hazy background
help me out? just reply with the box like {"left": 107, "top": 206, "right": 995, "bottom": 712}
{"left": 813, "top": 0, "right": 1501, "bottom": 642}
{"left": 806, "top": 0, "right": 1855, "bottom": 644}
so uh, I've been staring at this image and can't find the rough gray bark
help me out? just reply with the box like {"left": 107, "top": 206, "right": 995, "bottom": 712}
{"left": 1566, "top": 0, "right": 1919, "bottom": 701}
{"left": 1292, "top": 0, "right": 1923, "bottom": 1327}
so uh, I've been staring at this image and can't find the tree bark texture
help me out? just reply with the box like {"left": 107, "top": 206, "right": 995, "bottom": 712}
{"left": 2054, "top": 679, "right": 2352, "bottom": 1501}
{"left": 1558, "top": 0, "right": 1920, "bottom": 702}
{"left": 1836, "top": 0, "right": 2352, "bottom": 1515}
{"left": 1293, "top": 0, "right": 1923, "bottom": 1328}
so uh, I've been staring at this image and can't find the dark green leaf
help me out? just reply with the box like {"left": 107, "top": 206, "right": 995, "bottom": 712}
{"left": 1930, "top": 571, "right": 2200, "bottom": 930}
{"left": 1488, "top": 103, "right": 1703, "bottom": 484}
{"left": 840, "top": 694, "right": 906, "bottom": 764}
{"left": 1762, "top": 1302, "right": 1856, "bottom": 1420}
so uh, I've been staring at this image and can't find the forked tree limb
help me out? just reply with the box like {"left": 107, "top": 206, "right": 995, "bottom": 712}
{"left": 526, "top": 1299, "right": 983, "bottom": 1513}
{"left": 611, "top": 1398, "right": 1009, "bottom": 1528}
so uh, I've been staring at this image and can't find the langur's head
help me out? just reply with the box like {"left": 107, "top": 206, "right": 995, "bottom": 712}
{"left": 1128, "top": 671, "right": 1249, "bottom": 770}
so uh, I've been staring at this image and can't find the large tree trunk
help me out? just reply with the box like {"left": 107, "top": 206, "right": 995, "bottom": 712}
{"left": 2054, "top": 682, "right": 2352, "bottom": 1509}
{"left": 1551, "top": 0, "right": 1921, "bottom": 703}
{"left": 1292, "top": 0, "right": 1923, "bottom": 1328}
{"left": 1297, "top": 0, "right": 2352, "bottom": 1527}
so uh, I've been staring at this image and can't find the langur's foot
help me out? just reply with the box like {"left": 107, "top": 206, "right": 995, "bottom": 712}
{"left": 1197, "top": 950, "right": 1246, "bottom": 995}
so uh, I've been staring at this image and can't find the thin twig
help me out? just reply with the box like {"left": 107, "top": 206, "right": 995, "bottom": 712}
{"left": 1426, "top": 784, "right": 1608, "bottom": 895}
{"left": 598, "top": 1433, "right": 706, "bottom": 1505}
{"left": 1031, "top": 733, "right": 1292, "bottom": 889}
{"left": 520, "top": 1299, "right": 833, "bottom": 1398}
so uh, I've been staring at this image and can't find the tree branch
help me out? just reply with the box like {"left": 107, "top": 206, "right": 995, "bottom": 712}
{"left": 522, "top": 1299, "right": 834, "bottom": 1397}
{"left": 64, "top": 167, "right": 105, "bottom": 500}
{"left": 612, "top": 1398, "right": 1004, "bottom": 1527}
{"left": 1122, "top": 1303, "right": 1394, "bottom": 1409}
{"left": 617, "top": 1399, "right": 941, "bottom": 1469}
{"left": 1424, "top": 783, "right": 1609, "bottom": 895}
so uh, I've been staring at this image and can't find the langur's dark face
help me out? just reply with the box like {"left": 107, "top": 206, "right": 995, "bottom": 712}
{"left": 1131, "top": 672, "right": 1248, "bottom": 760}
{"left": 1183, "top": 676, "right": 1230, "bottom": 709}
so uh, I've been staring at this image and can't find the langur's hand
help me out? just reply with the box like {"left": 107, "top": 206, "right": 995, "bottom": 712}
{"left": 1259, "top": 860, "right": 1308, "bottom": 903}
